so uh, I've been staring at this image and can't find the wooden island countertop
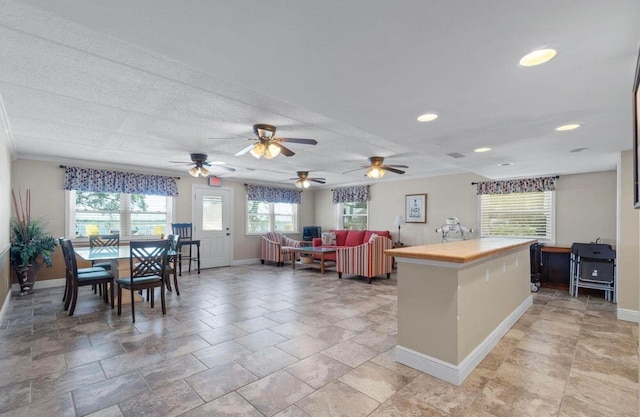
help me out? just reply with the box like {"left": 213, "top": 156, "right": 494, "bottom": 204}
{"left": 385, "top": 237, "right": 536, "bottom": 264}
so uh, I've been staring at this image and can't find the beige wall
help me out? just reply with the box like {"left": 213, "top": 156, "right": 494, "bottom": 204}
{"left": 556, "top": 171, "right": 617, "bottom": 247}
{"left": 618, "top": 150, "right": 639, "bottom": 312}
{"left": 314, "top": 173, "right": 487, "bottom": 246}
{"left": 10, "top": 159, "right": 316, "bottom": 283}
{"left": 0, "top": 127, "right": 11, "bottom": 306}
{"left": 314, "top": 171, "right": 617, "bottom": 248}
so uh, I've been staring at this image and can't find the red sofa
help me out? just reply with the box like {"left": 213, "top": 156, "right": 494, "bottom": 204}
{"left": 312, "top": 230, "right": 393, "bottom": 283}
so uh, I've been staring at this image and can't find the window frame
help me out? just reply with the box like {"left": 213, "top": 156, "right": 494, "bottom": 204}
{"left": 336, "top": 201, "right": 369, "bottom": 230}
{"left": 66, "top": 190, "right": 174, "bottom": 242}
{"left": 478, "top": 190, "right": 556, "bottom": 244}
{"left": 245, "top": 200, "right": 299, "bottom": 235}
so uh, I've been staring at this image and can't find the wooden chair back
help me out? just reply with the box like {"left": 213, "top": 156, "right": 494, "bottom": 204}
{"left": 129, "top": 240, "right": 168, "bottom": 281}
{"left": 171, "top": 223, "right": 193, "bottom": 240}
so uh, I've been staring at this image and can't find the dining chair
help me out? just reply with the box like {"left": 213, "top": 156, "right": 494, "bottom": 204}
{"left": 116, "top": 240, "right": 169, "bottom": 322}
{"left": 88, "top": 233, "right": 120, "bottom": 271}
{"left": 171, "top": 223, "right": 200, "bottom": 275}
{"left": 88, "top": 233, "right": 120, "bottom": 296}
{"left": 60, "top": 239, "right": 114, "bottom": 316}
{"left": 164, "top": 234, "right": 180, "bottom": 295}
{"left": 58, "top": 237, "right": 107, "bottom": 304}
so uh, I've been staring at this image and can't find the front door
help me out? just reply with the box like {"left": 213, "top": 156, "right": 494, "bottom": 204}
{"left": 193, "top": 186, "right": 233, "bottom": 268}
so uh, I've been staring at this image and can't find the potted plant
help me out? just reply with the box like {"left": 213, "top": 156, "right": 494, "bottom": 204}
{"left": 10, "top": 189, "right": 57, "bottom": 295}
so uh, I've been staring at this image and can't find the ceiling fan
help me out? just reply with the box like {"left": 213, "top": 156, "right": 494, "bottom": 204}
{"left": 348, "top": 156, "right": 409, "bottom": 179}
{"left": 169, "top": 153, "right": 236, "bottom": 177}
{"left": 217, "top": 124, "right": 318, "bottom": 159}
{"left": 289, "top": 171, "right": 326, "bottom": 188}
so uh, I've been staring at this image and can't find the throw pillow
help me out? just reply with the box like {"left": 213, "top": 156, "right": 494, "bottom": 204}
{"left": 321, "top": 232, "right": 336, "bottom": 245}
{"left": 368, "top": 233, "right": 379, "bottom": 243}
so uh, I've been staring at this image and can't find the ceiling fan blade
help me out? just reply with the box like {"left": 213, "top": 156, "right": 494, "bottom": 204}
{"left": 341, "top": 167, "right": 367, "bottom": 174}
{"left": 382, "top": 165, "right": 406, "bottom": 175}
{"left": 385, "top": 164, "right": 409, "bottom": 169}
{"left": 310, "top": 178, "right": 326, "bottom": 184}
{"left": 235, "top": 144, "right": 255, "bottom": 156}
{"left": 278, "top": 137, "right": 318, "bottom": 145}
{"left": 211, "top": 165, "right": 236, "bottom": 172}
{"left": 277, "top": 144, "right": 295, "bottom": 157}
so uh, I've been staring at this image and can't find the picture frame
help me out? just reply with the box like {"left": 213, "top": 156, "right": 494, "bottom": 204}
{"left": 633, "top": 47, "right": 640, "bottom": 208}
{"left": 405, "top": 194, "right": 427, "bottom": 223}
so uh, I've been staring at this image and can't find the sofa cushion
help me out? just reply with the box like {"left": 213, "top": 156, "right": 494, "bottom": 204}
{"left": 332, "top": 230, "right": 349, "bottom": 246}
{"left": 321, "top": 232, "right": 336, "bottom": 245}
{"left": 344, "top": 230, "right": 366, "bottom": 246}
{"left": 363, "top": 230, "right": 390, "bottom": 241}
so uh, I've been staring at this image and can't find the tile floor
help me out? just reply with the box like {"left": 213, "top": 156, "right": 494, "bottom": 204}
{"left": 0, "top": 265, "right": 637, "bottom": 416}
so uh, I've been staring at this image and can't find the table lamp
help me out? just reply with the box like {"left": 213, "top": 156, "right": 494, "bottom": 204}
{"left": 394, "top": 215, "right": 404, "bottom": 245}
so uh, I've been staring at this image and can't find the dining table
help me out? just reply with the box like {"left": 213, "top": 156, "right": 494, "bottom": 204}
{"left": 74, "top": 245, "right": 177, "bottom": 303}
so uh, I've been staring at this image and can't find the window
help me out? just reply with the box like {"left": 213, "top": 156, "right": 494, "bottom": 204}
{"left": 67, "top": 190, "right": 173, "bottom": 240}
{"left": 479, "top": 191, "right": 554, "bottom": 241}
{"left": 246, "top": 200, "right": 298, "bottom": 234}
{"left": 337, "top": 201, "right": 368, "bottom": 230}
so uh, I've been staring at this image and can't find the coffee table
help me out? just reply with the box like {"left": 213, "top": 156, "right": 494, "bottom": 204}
{"left": 291, "top": 246, "right": 337, "bottom": 274}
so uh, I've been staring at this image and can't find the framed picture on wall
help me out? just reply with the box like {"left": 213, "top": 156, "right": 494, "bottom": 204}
{"left": 634, "top": 47, "right": 640, "bottom": 208}
{"left": 405, "top": 194, "right": 427, "bottom": 223}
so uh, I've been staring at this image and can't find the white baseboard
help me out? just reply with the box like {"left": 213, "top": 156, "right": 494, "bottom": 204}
{"left": 617, "top": 308, "right": 640, "bottom": 323}
{"left": 231, "top": 258, "right": 261, "bottom": 266}
{"left": 396, "top": 295, "right": 533, "bottom": 386}
{"left": 11, "top": 277, "right": 65, "bottom": 292}
{"left": 0, "top": 291, "right": 11, "bottom": 326}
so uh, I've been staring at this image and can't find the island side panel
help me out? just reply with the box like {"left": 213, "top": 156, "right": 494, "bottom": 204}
{"left": 397, "top": 262, "right": 459, "bottom": 365}
{"left": 457, "top": 246, "right": 532, "bottom": 363}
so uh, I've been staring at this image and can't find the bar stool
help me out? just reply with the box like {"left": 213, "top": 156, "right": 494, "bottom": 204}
{"left": 171, "top": 223, "right": 201, "bottom": 276}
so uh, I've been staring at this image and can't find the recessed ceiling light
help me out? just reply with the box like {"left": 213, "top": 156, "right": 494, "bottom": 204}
{"left": 555, "top": 124, "right": 580, "bottom": 131}
{"left": 474, "top": 147, "right": 492, "bottom": 153}
{"left": 519, "top": 48, "right": 557, "bottom": 67}
{"left": 569, "top": 147, "right": 589, "bottom": 153}
{"left": 417, "top": 113, "right": 438, "bottom": 122}
{"left": 499, "top": 162, "right": 513, "bottom": 167}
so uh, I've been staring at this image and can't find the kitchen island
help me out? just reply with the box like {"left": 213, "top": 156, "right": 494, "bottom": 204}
{"left": 385, "top": 238, "right": 535, "bottom": 385}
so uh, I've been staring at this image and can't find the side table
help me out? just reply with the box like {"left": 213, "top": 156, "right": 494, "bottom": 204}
{"left": 392, "top": 242, "right": 405, "bottom": 268}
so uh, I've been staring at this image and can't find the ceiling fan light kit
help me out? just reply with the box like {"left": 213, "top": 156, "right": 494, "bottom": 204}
{"left": 366, "top": 167, "right": 386, "bottom": 178}
{"left": 295, "top": 179, "right": 311, "bottom": 188}
{"left": 290, "top": 171, "right": 326, "bottom": 188}
{"left": 189, "top": 165, "right": 209, "bottom": 177}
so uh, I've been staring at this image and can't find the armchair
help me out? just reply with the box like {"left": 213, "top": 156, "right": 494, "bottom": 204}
{"left": 336, "top": 235, "right": 393, "bottom": 283}
{"left": 260, "top": 232, "right": 305, "bottom": 266}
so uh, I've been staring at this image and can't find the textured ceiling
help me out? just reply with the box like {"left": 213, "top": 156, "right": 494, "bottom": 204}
{"left": 1, "top": 0, "right": 639, "bottom": 188}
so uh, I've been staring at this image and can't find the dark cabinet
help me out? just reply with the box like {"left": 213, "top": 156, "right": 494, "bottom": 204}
{"left": 540, "top": 246, "right": 571, "bottom": 287}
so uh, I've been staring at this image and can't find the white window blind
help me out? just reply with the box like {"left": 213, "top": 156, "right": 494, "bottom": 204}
{"left": 480, "top": 191, "right": 554, "bottom": 241}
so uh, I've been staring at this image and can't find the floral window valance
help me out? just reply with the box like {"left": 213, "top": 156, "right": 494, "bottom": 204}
{"left": 475, "top": 176, "right": 557, "bottom": 195}
{"left": 246, "top": 184, "right": 301, "bottom": 204}
{"left": 332, "top": 185, "right": 370, "bottom": 203}
{"left": 63, "top": 166, "right": 179, "bottom": 197}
